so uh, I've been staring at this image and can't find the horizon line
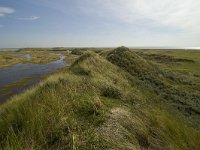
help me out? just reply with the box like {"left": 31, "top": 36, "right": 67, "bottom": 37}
{"left": 1, "top": 46, "right": 200, "bottom": 50}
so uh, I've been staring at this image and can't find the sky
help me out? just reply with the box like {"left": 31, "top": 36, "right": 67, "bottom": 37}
{"left": 0, "top": 0, "right": 200, "bottom": 48}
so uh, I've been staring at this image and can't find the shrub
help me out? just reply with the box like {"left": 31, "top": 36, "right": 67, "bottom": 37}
{"left": 100, "top": 83, "right": 123, "bottom": 99}
{"left": 71, "top": 48, "right": 88, "bottom": 55}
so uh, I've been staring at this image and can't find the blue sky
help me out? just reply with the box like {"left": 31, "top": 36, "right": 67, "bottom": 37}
{"left": 0, "top": 0, "right": 200, "bottom": 48}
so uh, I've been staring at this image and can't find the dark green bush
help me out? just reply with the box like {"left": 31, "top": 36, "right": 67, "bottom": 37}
{"left": 71, "top": 48, "right": 88, "bottom": 55}
{"left": 72, "top": 66, "right": 91, "bottom": 76}
{"left": 100, "top": 84, "right": 123, "bottom": 99}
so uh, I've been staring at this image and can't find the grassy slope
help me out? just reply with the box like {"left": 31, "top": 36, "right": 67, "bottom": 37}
{"left": 108, "top": 48, "right": 200, "bottom": 125}
{"left": 0, "top": 48, "right": 199, "bottom": 149}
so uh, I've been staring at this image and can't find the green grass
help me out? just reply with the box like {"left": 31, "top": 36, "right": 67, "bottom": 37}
{"left": 137, "top": 49, "right": 200, "bottom": 75}
{"left": 0, "top": 76, "right": 46, "bottom": 103}
{"left": 0, "top": 47, "right": 199, "bottom": 149}
{"left": 20, "top": 49, "right": 60, "bottom": 64}
{"left": 0, "top": 48, "right": 78, "bottom": 69}
{"left": 64, "top": 53, "right": 79, "bottom": 64}
{"left": 0, "top": 49, "right": 62, "bottom": 68}
{"left": 0, "top": 51, "right": 26, "bottom": 68}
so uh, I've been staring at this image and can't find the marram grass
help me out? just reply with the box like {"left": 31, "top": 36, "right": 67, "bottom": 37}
{"left": 0, "top": 47, "right": 200, "bottom": 150}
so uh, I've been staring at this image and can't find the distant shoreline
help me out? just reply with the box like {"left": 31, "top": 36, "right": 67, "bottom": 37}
{"left": 0, "top": 48, "right": 19, "bottom": 51}
{"left": 0, "top": 47, "right": 200, "bottom": 50}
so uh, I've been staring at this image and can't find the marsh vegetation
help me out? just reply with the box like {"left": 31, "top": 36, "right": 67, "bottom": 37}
{"left": 0, "top": 48, "right": 77, "bottom": 103}
{"left": 0, "top": 47, "right": 199, "bottom": 149}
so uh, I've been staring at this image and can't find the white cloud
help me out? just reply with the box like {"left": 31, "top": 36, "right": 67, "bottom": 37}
{"left": 89, "top": 0, "right": 200, "bottom": 32}
{"left": 0, "top": 6, "right": 15, "bottom": 16}
{"left": 17, "top": 16, "right": 40, "bottom": 21}
{"left": 24, "top": 0, "right": 200, "bottom": 32}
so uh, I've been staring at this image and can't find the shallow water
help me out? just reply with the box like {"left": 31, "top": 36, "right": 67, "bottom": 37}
{"left": 12, "top": 53, "right": 32, "bottom": 61}
{"left": 0, "top": 55, "right": 70, "bottom": 103}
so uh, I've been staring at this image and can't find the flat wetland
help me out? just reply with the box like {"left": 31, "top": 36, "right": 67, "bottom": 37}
{"left": 0, "top": 48, "right": 77, "bottom": 103}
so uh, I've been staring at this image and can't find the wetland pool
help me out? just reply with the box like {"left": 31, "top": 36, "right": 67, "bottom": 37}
{"left": 0, "top": 54, "right": 70, "bottom": 103}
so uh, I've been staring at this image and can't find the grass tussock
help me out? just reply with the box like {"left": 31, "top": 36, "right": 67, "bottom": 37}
{"left": 0, "top": 48, "right": 200, "bottom": 149}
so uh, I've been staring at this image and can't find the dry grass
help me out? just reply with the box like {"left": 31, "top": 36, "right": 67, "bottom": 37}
{"left": 0, "top": 52, "right": 26, "bottom": 68}
{"left": 0, "top": 48, "right": 199, "bottom": 149}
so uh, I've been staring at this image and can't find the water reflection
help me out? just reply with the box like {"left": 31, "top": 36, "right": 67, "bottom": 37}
{"left": 12, "top": 53, "right": 32, "bottom": 61}
{"left": 0, "top": 55, "right": 70, "bottom": 103}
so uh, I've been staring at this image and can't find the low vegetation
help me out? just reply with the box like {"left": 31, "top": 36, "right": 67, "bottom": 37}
{"left": 107, "top": 47, "right": 200, "bottom": 126}
{"left": 20, "top": 49, "right": 60, "bottom": 64}
{"left": 0, "top": 49, "right": 60, "bottom": 68}
{"left": 0, "top": 51, "right": 26, "bottom": 68}
{"left": 0, "top": 47, "right": 199, "bottom": 149}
